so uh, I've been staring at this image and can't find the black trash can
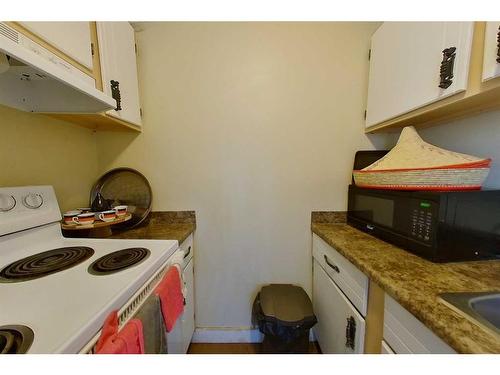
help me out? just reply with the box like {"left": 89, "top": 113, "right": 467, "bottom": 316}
{"left": 252, "top": 284, "right": 317, "bottom": 353}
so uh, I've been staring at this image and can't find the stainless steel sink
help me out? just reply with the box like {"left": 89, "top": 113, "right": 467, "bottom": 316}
{"left": 439, "top": 292, "right": 500, "bottom": 335}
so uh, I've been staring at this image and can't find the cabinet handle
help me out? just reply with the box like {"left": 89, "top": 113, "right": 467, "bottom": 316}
{"left": 438, "top": 47, "right": 456, "bottom": 89}
{"left": 345, "top": 316, "right": 356, "bottom": 350}
{"left": 183, "top": 246, "right": 191, "bottom": 259}
{"left": 324, "top": 255, "right": 340, "bottom": 273}
{"left": 496, "top": 26, "right": 500, "bottom": 63}
{"left": 110, "top": 80, "right": 122, "bottom": 111}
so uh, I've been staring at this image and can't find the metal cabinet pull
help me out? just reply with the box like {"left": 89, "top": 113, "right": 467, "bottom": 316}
{"left": 324, "top": 255, "right": 340, "bottom": 273}
{"left": 110, "top": 80, "right": 122, "bottom": 111}
{"left": 438, "top": 47, "right": 456, "bottom": 89}
{"left": 496, "top": 26, "right": 500, "bottom": 63}
{"left": 183, "top": 246, "right": 191, "bottom": 259}
{"left": 345, "top": 316, "right": 356, "bottom": 350}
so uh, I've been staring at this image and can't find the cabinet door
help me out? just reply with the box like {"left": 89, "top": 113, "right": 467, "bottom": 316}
{"left": 384, "top": 294, "right": 456, "bottom": 354}
{"left": 165, "top": 317, "right": 184, "bottom": 354}
{"left": 97, "top": 22, "right": 142, "bottom": 127}
{"left": 381, "top": 340, "right": 395, "bottom": 354}
{"left": 19, "top": 22, "right": 93, "bottom": 69}
{"left": 312, "top": 260, "right": 365, "bottom": 354}
{"left": 366, "top": 22, "right": 474, "bottom": 128}
{"left": 482, "top": 22, "right": 500, "bottom": 82}
{"left": 181, "top": 258, "right": 195, "bottom": 353}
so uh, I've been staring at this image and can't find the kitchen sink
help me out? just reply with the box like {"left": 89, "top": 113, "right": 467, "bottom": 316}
{"left": 439, "top": 292, "right": 500, "bottom": 335}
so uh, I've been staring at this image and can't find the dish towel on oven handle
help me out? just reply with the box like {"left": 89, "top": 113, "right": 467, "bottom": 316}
{"left": 169, "top": 251, "right": 187, "bottom": 301}
{"left": 95, "top": 310, "right": 145, "bottom": 354}
{"left": 154, "top": 265, "right": 185, "bottom": 332}
{"left": 133, "top": 294, "right": 168, "bottom": 354}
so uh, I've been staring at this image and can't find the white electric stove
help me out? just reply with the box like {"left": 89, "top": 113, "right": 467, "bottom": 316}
{"left": 0, "top": 186, "right": 179, "bottom": 354}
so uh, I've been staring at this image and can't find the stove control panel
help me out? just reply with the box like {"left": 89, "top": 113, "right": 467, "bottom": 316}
{"left": 0, "top": 186, "right": 61, "bottom": 236}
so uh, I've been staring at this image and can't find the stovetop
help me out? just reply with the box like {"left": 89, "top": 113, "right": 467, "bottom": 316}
{"left": 0, "top": 223, "right": 178, "bottom": 353}
{"left": 0, "top": 246, "right": 95, "bottom": 283}
{"left": 88, "top": 247, "right": 151, "bottom": 276}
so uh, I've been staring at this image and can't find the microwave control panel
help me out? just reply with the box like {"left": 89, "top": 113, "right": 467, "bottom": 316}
{"left": 409, "top": 200, "right": 436, "bottom": 243}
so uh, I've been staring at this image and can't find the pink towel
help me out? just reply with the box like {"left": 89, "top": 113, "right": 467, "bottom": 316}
{"left": 96, "top": 310, "right": 145, "bottom": 354}
{"left": 155, "top": 266, "right": 184, "bottom": 332}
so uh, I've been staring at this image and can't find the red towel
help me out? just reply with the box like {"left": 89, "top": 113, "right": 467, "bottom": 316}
{"left": 155, "top": 266, "right": 184, "bottom": 332}
{"left": 96, "top": 310, "right": 145, "bottom": 354}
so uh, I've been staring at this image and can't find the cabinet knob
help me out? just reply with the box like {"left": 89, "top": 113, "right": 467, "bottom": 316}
{"left": 110, "top": 80, "right": 122, "bottom": 111}
{"left": 438, "top": 47, "right": 456, "bottom": 89}
{"left": 496, "top": 26, "right": 500, "bottom": 63}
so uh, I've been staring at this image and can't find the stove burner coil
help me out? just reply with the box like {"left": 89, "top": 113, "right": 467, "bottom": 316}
{"left": 0, "top": 325, "right": 34, "bottom": 354}
{"left": 0, "top": 247, "right": 95, "bottom": 283}
{"left": 88, "top": 248, "right": 150, "bottom": 275}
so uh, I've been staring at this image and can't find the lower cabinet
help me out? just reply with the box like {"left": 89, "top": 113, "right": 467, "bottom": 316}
{"left": 165, "top": 309, "right": 184, "bottom": 353}
{"left": 383, "top": 293, "right": 456, "bottom": 354}
{"left": 181, "top": 257, "right": 195, "bottom": 353}
{"left": 311, "top": 233, "right": 456, "bottom": 354}
{"left": 313, "top": 259, "right": 366, "bottom": 353}
{"left": 166, "top": 237, "right": 195, "bottom": 353}
{"left": 381, "top": 340, "right": 395, "bottom": 354}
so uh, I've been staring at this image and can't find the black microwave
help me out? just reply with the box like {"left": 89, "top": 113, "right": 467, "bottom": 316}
{"left": 347, "top": 185, "right": 500, "bottom": 262}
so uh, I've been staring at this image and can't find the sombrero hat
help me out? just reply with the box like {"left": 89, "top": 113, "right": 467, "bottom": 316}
{"left": 353, "top": 126, "right": 491, "bottom": 190}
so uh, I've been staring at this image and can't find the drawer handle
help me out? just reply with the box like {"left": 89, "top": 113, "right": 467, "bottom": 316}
{"left": 183, "top": 246, "right": 191, "bottom": 259}
{"left": 324, "top": 255, "right": 340, "bottom": 273}
{"left": 438, "top": 46, "right": 456, "bottom": 89}
{"left": 345, "top": 316, "right": 356, "bottom": 350}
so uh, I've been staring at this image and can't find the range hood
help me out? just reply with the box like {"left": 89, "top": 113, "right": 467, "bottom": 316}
{"left": 0, "top": 23, "right": 115, "bottom": 113}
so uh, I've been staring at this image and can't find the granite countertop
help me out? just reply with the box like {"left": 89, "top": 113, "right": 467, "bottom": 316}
{"left": 311, "top": 213, "right": 500, "bottom": 354}
{"left": 109, "top": 211, "right": 196, "bottom": 244}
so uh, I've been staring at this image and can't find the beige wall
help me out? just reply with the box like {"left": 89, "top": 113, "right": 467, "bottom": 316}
{"left": 419, "top": 110, "right": 500, "bottom": 188}
{"left": 96, "top": 22, "right": 392, "bottom": 327}
{"left": 0, "top": 105, "right": 99, "bottom": 212}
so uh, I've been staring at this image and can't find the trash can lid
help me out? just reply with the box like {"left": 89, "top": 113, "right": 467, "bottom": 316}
{"left": 259, "top": 284, "right": 314, "bottom": 323}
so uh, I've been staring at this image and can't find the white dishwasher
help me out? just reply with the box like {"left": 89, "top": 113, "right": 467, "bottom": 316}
{"left": 312, "top": 234, "right": 368, "bottom": 354}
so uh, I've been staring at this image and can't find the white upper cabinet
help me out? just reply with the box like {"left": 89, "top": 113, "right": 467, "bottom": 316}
{"left": 19, "top": 22, "right": 93, "bottom": 70}
{"left": 482, "top": 22, "right": 500, "bottom": 82}
{"left": 366, "top": 22, "right": 474, "bottom": 128}
{"left": 97, "top": 22, "right": 142, "bottom": 127}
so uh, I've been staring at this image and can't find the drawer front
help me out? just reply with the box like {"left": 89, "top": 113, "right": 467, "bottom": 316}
{"left": 313, "top": 260, "right": 366, "bottom": 354}
{"left": 312, "top": 234, "right": 369, "bottom": 316}
{"left": 384, "top": 294, "right": 456, "bottom": 354}
{"left": 180, "top": 234, "right": 194, "bottom": 267}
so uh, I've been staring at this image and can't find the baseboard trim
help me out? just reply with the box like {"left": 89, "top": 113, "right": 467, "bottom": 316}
{"left": 192, "top": 327, "right": 263, "bottom": 343}
{"left": 191, "top": 327, "right": 317, "bottom": 344}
